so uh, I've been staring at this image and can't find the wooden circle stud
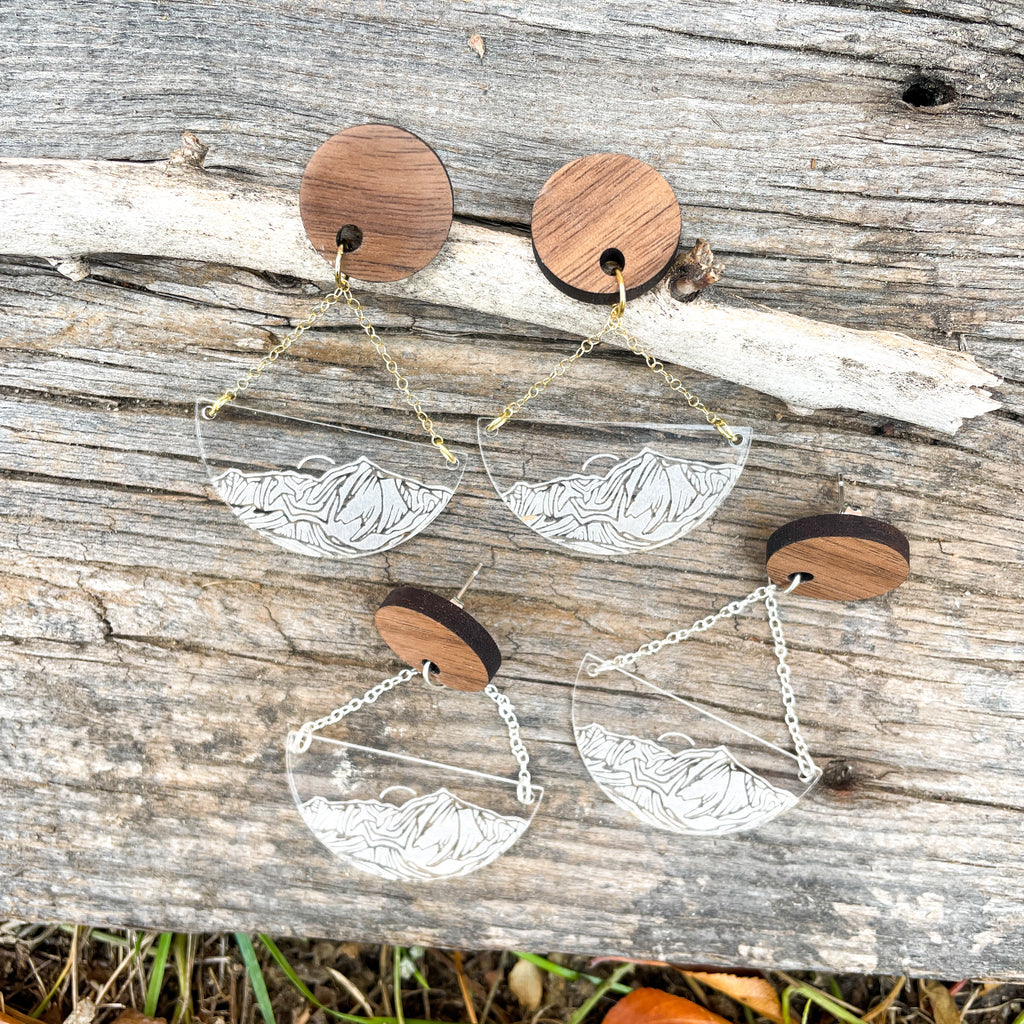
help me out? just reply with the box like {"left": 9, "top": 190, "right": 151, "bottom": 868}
{"left": 766, "top": 514, "right": 910, "bottom": 601}
{"left": 531, "top": 153, "right": 682, "bottom": 303}
{"left": 375, "top": 587, "right": 502, "bottom": 693}
{"left": 299, "top": 124, "right": 453, "bottom": 282}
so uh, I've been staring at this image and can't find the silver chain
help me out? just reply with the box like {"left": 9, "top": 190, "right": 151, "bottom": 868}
{"left": 588, "top": 577, "right": 818, "bottom": 783}
{"left": 485, "top": 683, "right": 535, "bottom": 804}
{"left": 288, "top": 670, "right": 535, "bottom": 806}
{"left": 288, "top": 667, "right": 417, "bottom": 755}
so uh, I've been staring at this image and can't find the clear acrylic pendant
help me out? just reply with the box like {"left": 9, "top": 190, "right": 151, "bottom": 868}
{"left": 572, "top": 652, "right": 817, "bottom": 836}
{"left": 286, "top": 704, "right": 542, "bottom": 882}
{"left": 477, "top": 419, "right": 751, "bottom": 557}
{"left": 196, "top": 402, "right": 465, "bottom": 559}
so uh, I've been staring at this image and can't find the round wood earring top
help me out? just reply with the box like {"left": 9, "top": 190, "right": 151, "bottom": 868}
{"left": 766, "top": 514, "right": 911, "bottom": 601}
{"left": 531, "top": 153, "right": 682, "bottom": 303}
{"left": 375, "top": 586, "right": 502, "bottom": 693}
{"left": 299, "top": 124, "right": 453, "bottom": 282}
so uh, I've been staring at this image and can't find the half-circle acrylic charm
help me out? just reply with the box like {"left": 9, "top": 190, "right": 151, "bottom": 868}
{"left": 572, "top": 649, "right": 819, "bottom": 837}
{"left": 285, "top": 707, "right": 543, "bottom": 881}
{"left": 477, "top": 418, "right": 751, "bottom": 557}
{"left": 285, "top": 571, "right": 542, "bottom": 881}
{"left": 196, "top": 402, "right": 465, "bottom": 559}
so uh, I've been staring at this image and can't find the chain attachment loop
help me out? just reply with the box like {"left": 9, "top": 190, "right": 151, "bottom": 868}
{"left": 487, "top": 268, "right": 739, "bottom": 444}
{"left": 588, "top": 575, "right": 818, "bottom": 783}
{"left": 203, "top": 245, "right": 456, "bottom": 465}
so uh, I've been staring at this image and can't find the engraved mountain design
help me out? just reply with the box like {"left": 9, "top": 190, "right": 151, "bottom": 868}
{"left": 211, "top": 456, "right": 454, "bottom": 558}
{"left": 574, "top": 722, "right": 798, "bottom": 835}
{"left": 499, "top": 447, "right": 742, "bottom": 555}
{"left": 297, "top": 788, "right": 529, "bottom": 881}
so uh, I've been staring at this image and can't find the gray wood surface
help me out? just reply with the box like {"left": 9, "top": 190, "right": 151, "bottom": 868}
{"left": 1, "top": 0, "right": 1023, "bottom": 978}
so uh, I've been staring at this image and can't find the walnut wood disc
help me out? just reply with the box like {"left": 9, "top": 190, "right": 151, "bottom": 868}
{"left": 766, "top": 514, "right": 911, "bottom": 601}
{"left": 375, "top": 586, "right": 502, "bottom": 692}
{"left": 299, "top": 124, "right": 453, "bottom": 282}
{"left": 531, "top": 153, "right": 682, "bottom": 303}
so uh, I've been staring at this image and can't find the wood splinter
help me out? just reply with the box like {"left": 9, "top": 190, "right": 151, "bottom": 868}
{"left": 0, "top": 133, "right": 1001, "bottom": 435}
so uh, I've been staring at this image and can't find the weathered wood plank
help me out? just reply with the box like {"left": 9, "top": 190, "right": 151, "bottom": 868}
{"left": 1, "top": 0, "right": 1023, "bottom": 979}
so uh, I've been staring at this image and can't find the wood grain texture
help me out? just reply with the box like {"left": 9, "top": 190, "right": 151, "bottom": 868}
{"left": 766, "top": 514, "right": 911, "bottom": 600}
{"left": 299, "top": 125, "right": 453, "bottom": 280}
{"left": 531, "top": 154, "right": 681, "bottom": 302}
{"left": 0, "top": 0, "right": 1022, "bottom": 979}
{"left": 375, "top": 586, "right": 501, "bottom": 692}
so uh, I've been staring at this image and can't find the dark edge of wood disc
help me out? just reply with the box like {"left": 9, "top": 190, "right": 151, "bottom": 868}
{"left": 530, "top": 237, "right": 677, "bottom": 305}
{"left": 530, "top": 153, "right": 682, "bottom": 305}
{"left": 375, "top": 586, "right": 502, "bottom": 690}
{"left": 765, "top": 513, "right": 911, "bottom": 601}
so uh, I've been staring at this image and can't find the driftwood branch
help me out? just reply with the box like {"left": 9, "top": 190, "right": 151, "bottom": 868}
{"left": 0, "top": 147, "right": 999, "bottom": 434}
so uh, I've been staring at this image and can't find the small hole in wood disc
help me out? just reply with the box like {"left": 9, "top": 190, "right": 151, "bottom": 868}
{"left": 599, "top": 248, "right": 625, "bottom": 276}
{"left": 336, "top": 224, "right": 364, "bottom": 253}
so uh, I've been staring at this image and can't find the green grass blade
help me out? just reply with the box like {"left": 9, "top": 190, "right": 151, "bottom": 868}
{"left": 512, "top": 952, "right": 632, "bottom": 996}
{"left": 393, "top": 947, "right": 406, "bottom": 1024}
{"left": 566, "top": 964, "right": 635, "bottom": 1024}
{"left": 257, "top": 933, "right": 368, "bottom": 1024}
{"left": 144, "top": 932, "right": 174, "bottom": 1018}
{"left": 235, "top": 933, "right": 276, "bottom": 1024}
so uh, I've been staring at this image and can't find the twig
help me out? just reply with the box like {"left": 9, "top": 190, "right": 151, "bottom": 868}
{"left": 0, "top": 150, "right": 999, "bottom": 434}
{"left": 452, "top": 952, "right": 478, "bottom": 1024}
{"left": 479, "top": 951, "right": 507, "bottom": 1024}
{"left": 325, "top": 967, "right": 376, "bottom": 1016}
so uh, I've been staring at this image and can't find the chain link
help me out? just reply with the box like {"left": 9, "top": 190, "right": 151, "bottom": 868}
{"left": 487, "top": 269, "right": 739, "bottom": 444}
{"left": 202, "top": 249, "right": 456, "bottom": 465}
{"left": 484, "top": 683, "right": 535, "bottom": 805}
{"left": 763, "top": 587, "right": 817, "bottom": 782}
{"left": 287, "top": 669, "right": 536, "bottom": 806}
{"left": 288, "top": 667, "right": 416, "bottom": 754}
{"left": 588, "top": 577, "right": 818, "bottom": 783}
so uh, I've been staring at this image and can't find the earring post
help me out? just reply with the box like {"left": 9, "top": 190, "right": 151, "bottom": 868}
{"left": 451, "top": 563, "right": 484, "bottom": 608}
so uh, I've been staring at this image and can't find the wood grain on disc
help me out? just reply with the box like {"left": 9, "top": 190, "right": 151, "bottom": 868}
{"left": 375, "top": 586, "right": 502, "bottom": 692}
{"left": 766, "top": 514, "right": 911, "bottom": 601}
{"left": 299, "top": 124, "right": 453, "bottom": 282}
{"left": 531, "top": 153, "right": 682, "bottom": 303}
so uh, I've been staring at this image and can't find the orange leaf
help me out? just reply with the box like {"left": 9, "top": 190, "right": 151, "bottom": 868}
{"left": 603, "top": 988, "right": 734, "bottom": 1024}
{"left": 685, "top": 973, "right": 784, "bottom": 1024}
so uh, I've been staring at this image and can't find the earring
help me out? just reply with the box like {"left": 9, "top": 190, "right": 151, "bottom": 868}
{"left": 478, "top": 153, "right": 748, "bottom": 557}
{"left": 196, "top": 124, "right": 464, "bottom": 560}
{"left": 285, "top": 565, "right": 543, "bottom": 881}
{"left": 573, "top": 513, "right": 910, "bottom": 835}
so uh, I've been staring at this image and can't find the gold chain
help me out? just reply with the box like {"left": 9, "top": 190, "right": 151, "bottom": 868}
{"left": 487, "top": 269, "right": 740, "bottom": 444}
{"left": 203, "top": 248, "right": 456, "bottom": 465}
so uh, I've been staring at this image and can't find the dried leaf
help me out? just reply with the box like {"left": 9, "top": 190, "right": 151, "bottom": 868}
{"left": 603, "top": 987, "right": 733, "bottom": 1024}
{"left": 508, "top": 958, "right": 544, "bottom": 1012}
{"left": 685, "top": 973, "right": 783, "bottom": 1024}
{"left": 468, "top": 33, "right": 485, "bottom": 58}
{"left": 2, "top": 1009, "right": 39, "bottom": 1024}
{"left": 920, "top": 981, "right": 960, "bottom": 1024}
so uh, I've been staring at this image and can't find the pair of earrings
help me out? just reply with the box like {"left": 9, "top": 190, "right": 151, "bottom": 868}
{"left": 286, "top": 513, "right": 910, "bottom": 881}
{"left": 194, "top": 124, "right": 749, "bottom": 561}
